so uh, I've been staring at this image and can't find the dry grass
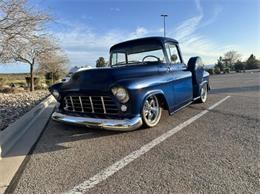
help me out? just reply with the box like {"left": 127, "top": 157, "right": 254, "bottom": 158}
{"left": 0, "top": 73, "right": 30, "bottom": 80}
{"left": 0, "top": 73, "right": 45, "bottom": 86}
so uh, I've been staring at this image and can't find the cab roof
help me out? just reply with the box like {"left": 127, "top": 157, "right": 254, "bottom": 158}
{"left": 110, "top": 36, "right": 178, "bottom": 52}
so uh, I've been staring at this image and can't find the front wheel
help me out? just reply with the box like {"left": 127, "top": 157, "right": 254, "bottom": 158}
{"left": 198, "top": 84, "right": 208, "bottom": 103}
{"left": 141, "top": 95, "right": 162, "bottom": 127}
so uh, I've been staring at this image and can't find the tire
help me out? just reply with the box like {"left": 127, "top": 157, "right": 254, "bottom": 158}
{"left": 141, "top": 95, "right": 162, "bottom": 128}
{"left": 198, "top": 84, "right": 208, "bottom": 103}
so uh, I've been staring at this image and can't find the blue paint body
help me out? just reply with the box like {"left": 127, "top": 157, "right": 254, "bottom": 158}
{"left": 50, "top": 37, "right": 209, "bottom": 119}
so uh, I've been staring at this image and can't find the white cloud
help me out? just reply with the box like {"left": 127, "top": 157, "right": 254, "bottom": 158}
{"left": 159, "top": 28, "right": 164, "bottom": 33}
{"left": 167, "top": 0, "right": 231, "bottom": 64}
{"left": 110, "top": 7, "right": 120, "bottom": 12}
{"left": 52, "top": 22, "right": 151, "bottom": 67}
{"left": 52, "top": 0, "right": 237, "bottom": 67}
{"left": 195, "top": 0, "right": 203, "bottom": 15}
{"left": 174, "top": 15, "right": 203, "bottom": 41}
{"left": 129, "top": 27, "right": 149, "bottom": 38}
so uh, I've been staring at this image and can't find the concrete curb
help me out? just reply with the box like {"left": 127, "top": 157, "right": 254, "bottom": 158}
{"left": 0, "top": 95, "right": 56, "bottom": 193}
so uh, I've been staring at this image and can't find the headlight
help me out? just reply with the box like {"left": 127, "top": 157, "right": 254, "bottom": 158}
{"left": 52, "top": 90, "right": 60, "bottom": 100}
{"left": 111, "top": 86, "right": 129, "bottom": 103}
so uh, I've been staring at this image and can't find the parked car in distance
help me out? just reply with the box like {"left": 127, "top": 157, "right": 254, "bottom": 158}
{"left": 49, "top": 36, "right": 210, "bottom": 131}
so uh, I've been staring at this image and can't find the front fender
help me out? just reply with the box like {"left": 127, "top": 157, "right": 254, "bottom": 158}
{"left": 114, "top": 74, "right": 174, "bottom": 115}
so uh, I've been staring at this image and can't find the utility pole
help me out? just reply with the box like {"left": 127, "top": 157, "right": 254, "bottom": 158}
{"left": 160, "top": 14, "right": 168, "bottom": 37}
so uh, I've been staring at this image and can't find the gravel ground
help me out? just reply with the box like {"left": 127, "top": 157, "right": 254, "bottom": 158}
{"left": 0, "top": 90, "right": 50, "bottom": 131}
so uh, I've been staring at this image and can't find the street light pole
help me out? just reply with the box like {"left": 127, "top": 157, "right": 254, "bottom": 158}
{"left": 161, "top": 14, "right": 168, "bottom": 37}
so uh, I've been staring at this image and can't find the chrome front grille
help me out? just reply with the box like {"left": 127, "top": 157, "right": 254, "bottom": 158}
{"left": 63, "top": 96, "right": 119, "bottom": 114}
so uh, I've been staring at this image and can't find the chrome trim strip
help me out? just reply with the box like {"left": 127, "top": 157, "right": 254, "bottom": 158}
{"left": 70, "top": 96, "right": 75, "bottom": 111}
{"left": 52, "top": 112, "right": 143, "bottom": 131}
{"left": 101, "top": 96, "right": 106, "bottom": 114}
{"left": 89, "top": 96, "right": 94, "bottom": 113}
{"left": 64, "top": 97, "right": 69, "bottom": 110}
{"left": 170, "top": 101, "right": 192, "bottom": 115}
{"left": 79, "top": 96, "right": 84, "bottom": 112}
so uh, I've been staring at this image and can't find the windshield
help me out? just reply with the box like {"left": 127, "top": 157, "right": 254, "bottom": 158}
{"left": 110, "top": 43, "right": 165, "bottom": 66}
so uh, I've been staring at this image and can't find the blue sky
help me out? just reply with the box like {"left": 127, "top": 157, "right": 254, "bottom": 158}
{"left": 0, "top": 0, "right": 259, "bottom": 73}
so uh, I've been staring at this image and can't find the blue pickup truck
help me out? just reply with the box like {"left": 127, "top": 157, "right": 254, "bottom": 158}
{"left": 49, "top": 36, "right": 210, "bottom": 131}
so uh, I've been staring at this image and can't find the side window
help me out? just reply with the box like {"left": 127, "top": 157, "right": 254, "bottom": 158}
{"left": 165, "top": 43, "right": 181, "bottom": 64}
{"left": 111, "top": 52, "right": 126, "bottom": 65}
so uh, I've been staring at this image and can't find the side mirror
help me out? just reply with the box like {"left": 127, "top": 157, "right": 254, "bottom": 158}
{"left": 171, "top": 54, "right": 178, "bottom": 62}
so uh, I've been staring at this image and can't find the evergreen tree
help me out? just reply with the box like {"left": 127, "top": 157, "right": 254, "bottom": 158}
{"left": 96, "top": 57, "right": 106, "bottom": 67}
{"left": 246, "top": 54, "right": 260, "bottom": 70}
{"left": 215, "top": 56, "right": 224, "bottom": 71}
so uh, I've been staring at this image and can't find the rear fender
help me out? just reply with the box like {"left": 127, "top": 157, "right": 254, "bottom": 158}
{"left": 200, "top": 81, "right": 208, "bottom": 91}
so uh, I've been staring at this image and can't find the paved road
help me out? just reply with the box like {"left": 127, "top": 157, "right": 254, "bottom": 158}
{"left": 9, "top": 72, "right": 260, "bottom": 193}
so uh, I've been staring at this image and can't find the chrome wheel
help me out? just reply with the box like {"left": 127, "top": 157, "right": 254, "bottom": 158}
{"left": 142, "top": 95, "right": 162, "bottom": 127}
{"left": 199, "top": 85, "right": 208, "bottom": 103}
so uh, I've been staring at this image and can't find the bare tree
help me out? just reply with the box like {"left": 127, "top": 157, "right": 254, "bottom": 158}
{"left": 0, "top": 0, "right": 53, "bottom": 91}
{"left": 223, "top": 51, "right": 241, "bottom": 70}
{"left": 2, "top": 36, "right": 59, "bottom": 90}
{"left": 38, "top": 49, "right": 69, "bottom": 84}
{"left": 0, "top": 0, "right": 50, "bottom": 56}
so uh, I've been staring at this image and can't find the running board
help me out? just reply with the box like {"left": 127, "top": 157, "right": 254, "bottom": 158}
{"left": 193, "top": 96, "right": 200, "bottom": 101}
{"left": 170, "top": 101, "right": 193, "bottom": 115}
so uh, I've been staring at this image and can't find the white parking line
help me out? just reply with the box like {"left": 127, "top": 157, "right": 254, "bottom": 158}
{"left": 69, "top": 96, "right": 230, "bottom": 194}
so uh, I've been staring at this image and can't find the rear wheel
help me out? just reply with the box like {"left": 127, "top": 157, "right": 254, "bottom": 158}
{"left": 141, "top": 95, "right": 162, "bottom": 127}
{"left": 198, "top": 84, "right": 208, "bottom": 103}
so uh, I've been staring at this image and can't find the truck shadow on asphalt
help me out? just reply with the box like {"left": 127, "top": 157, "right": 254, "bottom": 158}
{"left": 3, "top": 127, "right": 122, "bottom": 158}
{"left": 3, "top": 118, "right": 150, "bottom": 158}
{"left": 4, "top": 108, "right": 173, "bottom": 159}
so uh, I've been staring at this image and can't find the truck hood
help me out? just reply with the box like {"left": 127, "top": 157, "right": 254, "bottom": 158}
{"left": 60, "top": 64, "right": 159, "bottom": 92}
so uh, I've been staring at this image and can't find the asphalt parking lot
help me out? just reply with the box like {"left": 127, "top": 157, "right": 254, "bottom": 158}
{"left": 8, "top": 72, "right": 260, "bottom": 193}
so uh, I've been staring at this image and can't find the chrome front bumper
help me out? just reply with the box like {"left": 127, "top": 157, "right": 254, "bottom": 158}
{"left": 51, "top": 112, "right": 143, "bottom": 131}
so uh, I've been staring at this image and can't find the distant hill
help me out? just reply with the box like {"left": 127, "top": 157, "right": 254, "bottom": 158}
{"left": 205, "top": 64, "right": 215, "bottom": 69}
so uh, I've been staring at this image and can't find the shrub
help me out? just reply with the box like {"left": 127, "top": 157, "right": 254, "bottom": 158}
{"left": 45, "top": 72, "right": 61, "bottom": 83}
{"left": 0, "top": 77, "right": 7, "bottom": 85}
{"left": 25, "top": 77, "right": 40, "bottom": 87}
{"left": 206, "top": 69, "right": 214, "bottom": 75}
{"left": 223, "top": 68, "right": 230, "bottom": 74}
{"left": 35, "top": 83, "right": 48, "bottom": 90}
{"left": 45, "top": 79, "right": 53, "bottom": 86}
{"left": 234, "top": 61, "right": 245, "bottom": 72}
{"left": 15, "top": 81, "right": 26, "bottom": 87}
{"left": 214, "top": 67, "right": 221, "bottom": 74}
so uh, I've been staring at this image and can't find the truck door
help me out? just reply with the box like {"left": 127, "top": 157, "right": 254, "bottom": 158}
{"left": 165, "top": 42, "right": 193, "bottom": 110}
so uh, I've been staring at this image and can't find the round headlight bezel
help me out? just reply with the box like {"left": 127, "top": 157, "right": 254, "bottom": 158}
{"left": 111, "top": 86, "right": 129, "bottom": 103}
{"left": 52, "top": 90, "right": 60, "bottom": 100}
